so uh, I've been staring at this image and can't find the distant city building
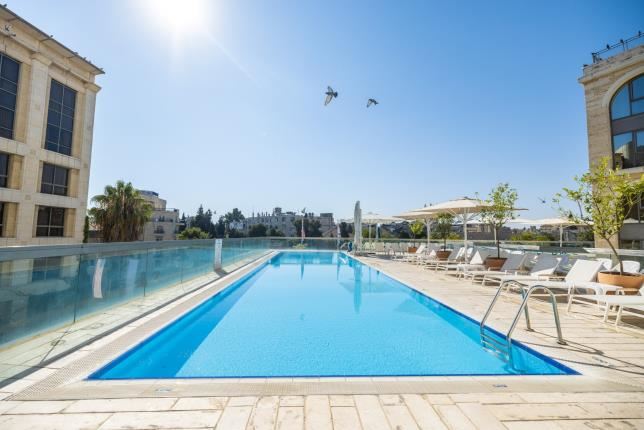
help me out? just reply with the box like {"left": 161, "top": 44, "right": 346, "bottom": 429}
{"left": 579, "top": 35, "right": 644, "bottom": 248}
{"left": 245, "top": 207, "right": 335, "bottom": 237}
{"left": 0, "top": 5, "right": 103, "bottom": 246}
{"left": 139, "top": 190, "right": 179, "bottom": 241}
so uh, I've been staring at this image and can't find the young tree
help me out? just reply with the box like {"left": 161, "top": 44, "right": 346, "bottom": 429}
{"left": 339, "top": 222, "right": 351, "bottom": 238}
{"left": 268, "top": 227, "right": 284, "bottom": 236}
{"left": 178, "top": 227, "right": 209, "bottom": 239}
{"left": 89, "top": 180, "right": 152, "bottom": 242}
{"left": 409, "top": 220, "right": 425, "bottom": 239}
{"left": 479, "top": 183, "right": 519, "bottom": 258}
{"left": 434, "top": 213, "right": 454, "bottom": 250}
{"left": 555, "top": 157, "right": 644, "bottom": 274}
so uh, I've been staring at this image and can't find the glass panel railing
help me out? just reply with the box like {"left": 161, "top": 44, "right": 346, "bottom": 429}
{"left": 0, "top": 239, "right": 271, "bottom": 386}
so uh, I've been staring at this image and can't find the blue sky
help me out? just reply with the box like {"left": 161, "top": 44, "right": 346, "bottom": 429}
{"left": 13, "top": 0, "right": 644, "bottom": 219}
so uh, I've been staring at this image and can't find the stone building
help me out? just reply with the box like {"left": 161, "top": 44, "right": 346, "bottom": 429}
{"left": 139, "top": 190, "right": 179, "bottom": 241}
{"left": 578, "top": 36, "right": 644, "bottom": 248}
{"left": 0, "top": 6, "right": 102, "bottom": 246}
{"left": 245, "top": 207, "right": 336, "bottom": 237}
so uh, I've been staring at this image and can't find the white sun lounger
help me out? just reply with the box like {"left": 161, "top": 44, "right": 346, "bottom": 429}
{"left": 568, "top": 286, "right": 644, "bottom": 326}
{"left": 482, "top": 253, "right": 561, "bottom": 288}
{"left": 519, "top": 259, "right": 606, "bottom": 295}
{"left": 461, "top": 253, "right": 528, "bottom": 283}
{"left": 441, "top": 248, "right": 492, "bottom": 274}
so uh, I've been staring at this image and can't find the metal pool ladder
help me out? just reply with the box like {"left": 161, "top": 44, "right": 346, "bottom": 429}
{"left": 479, "top": 284, "right": 567, "bottom": 362}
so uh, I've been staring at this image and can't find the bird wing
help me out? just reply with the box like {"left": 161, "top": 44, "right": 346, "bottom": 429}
{"left": 325, "top": 93, "right": 333, "bottom": 105}
{"left": 367, "top": 99, "right": 373, "bottom": 107}
{"left": 327, "top": 86, "right": 334, "bottom": 93}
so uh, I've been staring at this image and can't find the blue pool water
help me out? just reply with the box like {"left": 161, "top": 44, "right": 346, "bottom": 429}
{"left": 91, "top": 252, "right": 575, "bottom": 378}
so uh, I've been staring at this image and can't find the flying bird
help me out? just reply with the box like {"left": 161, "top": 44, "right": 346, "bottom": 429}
{"left": 324, "top": 86, "right": 338, "bottom": 106}
{"left": 538, "top": 197, "right": 547, "bottom": 204}
{"left": 367, "top": 98, "right": 379, "bottom": 108}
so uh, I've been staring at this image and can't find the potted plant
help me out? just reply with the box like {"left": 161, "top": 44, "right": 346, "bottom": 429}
{"left": 479, "top": 183, "right": 519, "bottom": 270}
{"left": 555, "top": 157, "right": 644, "bottom": 289}
{"left": 434, "top": 213, "right": 454, "bottom": 260}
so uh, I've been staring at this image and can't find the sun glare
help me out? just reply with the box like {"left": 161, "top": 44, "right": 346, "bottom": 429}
{"left": 140, "top": 0, "right": 211, "bottom": 41}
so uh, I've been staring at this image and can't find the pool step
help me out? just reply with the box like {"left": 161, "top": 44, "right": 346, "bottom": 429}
{"left": 480, "top": 329, "right": 511, "bottom": 362}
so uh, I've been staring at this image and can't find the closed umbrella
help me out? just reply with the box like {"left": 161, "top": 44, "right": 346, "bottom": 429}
{"left": 353, "top": 201, "right": 362, "bottom": 251}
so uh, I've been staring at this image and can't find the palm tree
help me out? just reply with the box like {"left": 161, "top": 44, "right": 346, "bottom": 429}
{"left": 89, "top": 181, "right": 153, "bottom": 242}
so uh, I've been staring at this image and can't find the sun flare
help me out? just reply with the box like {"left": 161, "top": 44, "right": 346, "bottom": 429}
{"left": 140, "top": 0, "right": 210, "bottom": 41}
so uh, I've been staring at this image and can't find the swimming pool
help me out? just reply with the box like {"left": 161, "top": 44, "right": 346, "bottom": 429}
{"left": 90, "top": 251, "right": 575, "bottom": 379}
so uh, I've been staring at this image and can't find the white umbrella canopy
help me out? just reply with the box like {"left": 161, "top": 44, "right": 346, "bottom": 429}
{"left": 415, "top": 197, "right": 493, "bottom": 249}
{"left": 394, "top": 209, "right": 438, "bottom": 246}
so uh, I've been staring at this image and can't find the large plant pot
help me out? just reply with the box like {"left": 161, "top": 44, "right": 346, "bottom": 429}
{"left": 436, "top": 250, "right": 451, "bottom": 261}
{"left": 485, "top": 257, "right": 507, "bottom": 270}
{"left": 407, "top": 247, "right": 417, "bottom": 254}
{"left": 597, "top": 271, "right": 644, "bottom": 291}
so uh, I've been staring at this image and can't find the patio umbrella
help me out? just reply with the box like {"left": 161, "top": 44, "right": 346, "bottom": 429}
{"left": 360, "top": 212, "right": 402, "bottom": 241}
{"left": 513, "top": 217, "right": 586, "bottom": 248}
{"left": 394, "top": 208, "right": 437, "bottom": 246}
{"left": 414, "top": 197, "right": 493, "bottom": 250}
{"left": 353, "top": 201, "right": 362, "bottom": 251}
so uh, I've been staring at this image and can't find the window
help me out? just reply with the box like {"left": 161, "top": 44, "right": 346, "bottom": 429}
{"left": 40, "top": 163, "right": 69, "bottom": 196}
{"left": 0, "top": 54, "right": 19, "bottom": 139}
{"left": 0, "top": 202, "right": 3, "bottom": 236}
{"left": 45, "top": 80, "right": 76, "bottom": 156}
{"left": 610, "top": 74, "right": 644, "bottom": 168}
{"left": 0, "top": 152, "right": 8, "bottom": 187}
{"left": 36, "top": 206, "right": 65, "bottom": 237}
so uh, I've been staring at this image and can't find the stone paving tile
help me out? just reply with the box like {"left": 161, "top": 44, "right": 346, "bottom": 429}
{"left": 304, "top": 395, "right": 331, "bottom": 430}
{"left": 66, "top": 397, "right": 178, "bottom": 413}
{"left": 401, "top": 394, "right": 447, "bottom": 430}
{"left": 0, "top": 412, "right": 111, "bottom": 430}
{"left": 423, "top": 394, "right": 454, "bottom": 405}
{"left": 379, "top": 394, "right": 404, "bottom": 406}
{"left": 247, "top": 396, "right": 279, "bottom": 430}
{"left": 331, "top": 406, "right": 362, "bottom": 430}
{"left": 226, "top": 396, "right": 258, "bottom": 407}
{"left": 276, "top": 406, "right": 304, "bottom": 430}
{"left": 279, "top": 396, "right": 304, "bottom": 407}
{"left": 382, "top": 404, "right": 420, "bottom": 429}
{"left": 0, "top": 400, "right": 21, "bottom": 414}
{"left": 487, "top": 403, "right": 597, "bottom": 421}
{"left": 99, "top": 410, "right": 221, "bottom": 429}
{"left": 172, "top": 397, "right": 228, "bottom": 410}
{"left": 215, "top": 406, "right": 252, "bottom": 429}
{"left": 328, "top": 395, "right": 354, "bottom": 407}
{"left": 354, "top": 395, "right": 391, "bottom": 430}
{"left": 457, "top": 403, "right": 505, "bottom": 430}
{"left": 434, "top": 404, "right": 477, "bottom": 430}
{"left": 6, "top": 400, "right": 74, "bottom": 414}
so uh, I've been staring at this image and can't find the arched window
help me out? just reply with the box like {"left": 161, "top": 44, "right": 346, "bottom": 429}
{"left": 610, "top": 74, "right": 644, "bottom": 169}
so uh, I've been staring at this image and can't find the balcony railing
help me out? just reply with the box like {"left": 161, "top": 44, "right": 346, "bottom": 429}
{"left": 590, "top": 31, "right": 644, "bottom": 64}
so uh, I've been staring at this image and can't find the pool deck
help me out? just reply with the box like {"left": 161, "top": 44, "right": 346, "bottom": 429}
{"left": 1, "top": 252, "right": 644, "bottom": 429}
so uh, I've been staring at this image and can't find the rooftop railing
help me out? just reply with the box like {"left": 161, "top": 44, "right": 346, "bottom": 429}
{"left": 589, "top": 31, "right": 644, "bottom": 64}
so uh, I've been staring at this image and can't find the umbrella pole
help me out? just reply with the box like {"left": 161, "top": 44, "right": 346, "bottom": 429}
{"left": 560, "top": 225, "right": 563, "bottom": 248}
{"left": 463, "top": 211, "right": 469, "bottom": 250}
{"left": 425, "top": 218, "right": 431, "bottom": 246}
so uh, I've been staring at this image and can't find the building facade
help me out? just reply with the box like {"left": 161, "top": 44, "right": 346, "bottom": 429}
{"left": 579, "top": 37, "right": 644, "bottom": 248}
{"left": 245, "top": 207, "right": 336, "bottom": 237}
{"left": 139, "top": 190, "right": 180, "bottom": 241}
{"left": 0, "top": 6, "right": 102, "bottom": 246}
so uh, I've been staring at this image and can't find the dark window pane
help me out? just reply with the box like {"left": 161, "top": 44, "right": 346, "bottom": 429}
{"left": 61, "top": 114, "right": 73, "bottom": 131}
{"left": 0, "top": 90, "right": 15, "bottom": 109}
{"left": 36, "top": 226, "right": 48, "bottom": 236}
{"left": 51, "top": 208, "right": 65, "bottom": 225}
{"left": 59, "top": 130, "right": 72, "bottom": 147}
{"left": 49, "top": 227, "right": 63, "bottom": 237}
{"left": 47, "top": 110, "right": 60, "bottom": 126}
{"left": 0, "top": 80, "right": 16, "bottom": 94}
{"left": 59, "top": 144, "right": 71, "bottom": 156}
{"left": 0, "top": 107, "right": 13, "bottom": 130}
{"left": 48, "top": 100, "right": 61, "bottom": 113}
{"left": 42, "top": 164, "right": 54, "bottom": 182}
{"left": 0, "top": 153, "right": 7, "bottom": 188}
{"left": 37, "top": 207, "right": 50, "bottom": 225}
{"left": 611, "top": 86, "right": 630, "bottom": 120}
{"left": 632, "top": 99, "right": 644, "bottom": 116}
{"left": 1, "top": 57, "right": 19, "bottom": 82}
{"left": 613, "top": 132, "right": 635, "bottom": 168}
{"left": 63, "top": 90, "right": 75, "bottom": 109}
{"left": 633, "top": 75, "right": 644, "bottom": 100}
{"left": 40, "top": 183, "right": 52, "bottom": 194}
{"left": 46, "top": 124, "right": 60, "bottom": 143}
{"left": 62, "top": 106, "right": 74, "bottom": 117}
{"left": 50, "top": 81, "right": 63, "bottom": 102}
{"left": 0, "top": 128, "right": 9, "bottom": 139}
